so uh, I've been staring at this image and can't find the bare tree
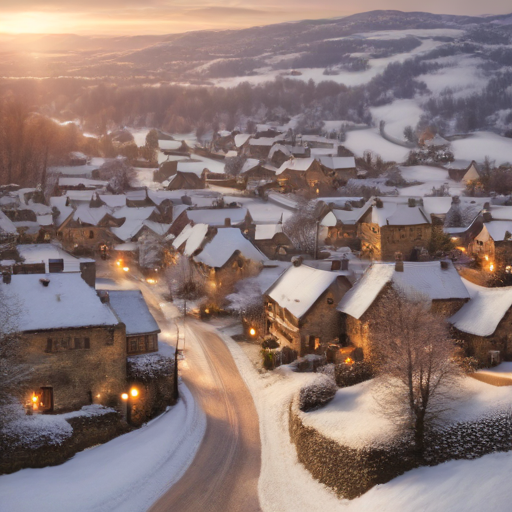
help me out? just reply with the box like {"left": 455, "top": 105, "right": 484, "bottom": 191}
{"left": 98, "top": 159, "right": 136, "bottom": 193}
{"left": 0, "top": 287, "right": 29, "bottom": 428}
{"left": 165, "top": 254, "right": 206, "bottom": 301}
{"left": 283, "top": 198, "right": 317, "bottom": 255}
{"left": 370, "top": 287, "right": 461, "bottom": 456}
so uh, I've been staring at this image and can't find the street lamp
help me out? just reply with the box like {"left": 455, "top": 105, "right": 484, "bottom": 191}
{"left": 121, "top": 388, "right": 138, "bottom": 425}
{"left": 249, "top": 327, "right": 256, "bottom": 337}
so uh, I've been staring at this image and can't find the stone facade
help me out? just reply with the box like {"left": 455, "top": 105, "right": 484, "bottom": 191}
{"left": 358, "top": 218, "right": 431, "bottom": 261}
{"left": 266, "top": 277, "right": 351, "bottom": 356}
{"left": 23, "top": 323, "right": 127, "bottom": 413}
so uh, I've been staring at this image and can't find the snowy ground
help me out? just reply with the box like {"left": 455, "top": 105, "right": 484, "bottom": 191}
{"left": 344, "top": 128, "right": 411, "bottom": 162}
{"left": 217, "top": 326, "right": 512, "bottom": 512}
{"left": 370, "top": 99, "right": 423, "bottom": 140}
{"left": 451, "top": 132, "right": 512, "bottom": 167}
{"left": 398, "top": 165, "right": 465, "bottom": 197}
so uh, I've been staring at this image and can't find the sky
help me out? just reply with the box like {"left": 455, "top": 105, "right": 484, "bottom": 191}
{"left": 0, "top": 1, "right": 511, "bottom": 35}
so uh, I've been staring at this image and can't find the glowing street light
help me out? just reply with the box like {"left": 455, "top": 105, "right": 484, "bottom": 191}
{"left": 121, "top": 393, "right": 129, "bottom": 400}
{"left": 130, "top": 388, "right": 138, "bottom": 398}
{"left": 249, "top": 327, "right": 256, "bottom": 337}
{"left": 122, "top": 267, "right": 130, "bottom": 272}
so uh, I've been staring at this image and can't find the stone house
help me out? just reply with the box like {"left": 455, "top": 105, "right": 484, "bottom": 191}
{"left": 449, "top": 284, "right": 512, "bottom": 366}
{"left": 252, "top": 224, "right": 295, "bottom": 260}
{"left": 337, "top": 260, "right": 470, "bottom": 358}
{"left": 276, "top": 158, "right": 333, "bottom": 194}
{"left": 356, "top": 197, "right": 432, "bottom": 261}
{"left": 269, "top": 145, "right": 309, "bottom": 167}
{"left": 1, "top": 272, "right": 126, "bottom": 413}
{"left": 57, "top": 204, "right": 123, "bottom": 253}
{"left": 264, "top": 261, "right": 352, "bottom": 356}
{"left": 248, "top": 135, "right": 286, "bottom": 160}
{"left": 319, "top": 208, "right": 362, "bottom": 249}
{"left": 192, "top": 227, "right": 267, "bottom": 288}
{"left": 107, "top": 290, "right": 161, "bottom": 356}
{"left": 317, "top": 156, "right": 357, "bottom": 184}
{"left": 166, "top": 171, "right": 205, "bottom": 191}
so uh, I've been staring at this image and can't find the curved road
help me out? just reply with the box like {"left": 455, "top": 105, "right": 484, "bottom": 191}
{"left": 148, "top": 319, "right": 262, "bottom": 512}
{"left": 98, "top": 264, "right": 262, "bottom": 511}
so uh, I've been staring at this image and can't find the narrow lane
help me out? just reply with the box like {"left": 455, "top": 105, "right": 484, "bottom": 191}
{"left": 148, "top": 319, "right": 262, "bottom": 512}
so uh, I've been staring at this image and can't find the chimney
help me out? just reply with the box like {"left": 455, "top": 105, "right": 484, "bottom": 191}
{"left": 440, "top": 260, "right": 449, "bottom": 270}
{"left": 375, "top": 198, "right": 383, "bottom": 208}
{"left": 483, "top": 211, "right": 492, "bottom": 223}
{"left": 341, "top": 257, "right": 349, "bottom": 271}
{"left": 39, "top": 278, "right": 50, "bottom": 287}
{"left": 2, "top": 272, "right": 11, "bottom": 284}
{"left": 331, "top": 260, "right": 341, "bottom": 271}
{"left": 224, "top": 217, "right": 231, "bottom": 227}
{"left": 97, "top": 290, "right": 110, "bottom": 304}
{"left": 452, "top": 195, "right": 461, "bottom": 205}
{"left": 408, "top": 198, "right": 416, "bottom": 207}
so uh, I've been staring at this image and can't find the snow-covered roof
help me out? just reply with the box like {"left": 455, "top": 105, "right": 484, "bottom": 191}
{"left": 73, "top": 205, "right": 113, "bottom": 226}
{"left": 114, "top": 242, "right": 138, "bottom": 252}
{"left": 234, "top": 134, "right": 251, "bottom": 147}
{"left": 320, "top": 209, "right": 361, "bottom": 227}
{"left": 17, "top": 244, "right": 82, "bottom": 273}
{"left": 317, "top": 156, "right": 356, "bottom": 170}
{"left": 0, "top": 210, "right": 17, "bottom": 235}
{"left": 49, "top": 164, "right": 98, "bottom": 177}
{"left": 66, "top": 190, "right": 95, "bottom": 203}
{"left": 276, "top": 157, "right": 315, "bottom": 176}
{"left": 240, "top": 159, "right": 260, "bottom": 175}
{"left": 194, "top": 228, "right": 267, "bottom": 268}
{"left": 266, "top": 264, "right": 345, "bottom": 319}
{"left": 0, "top": 273, "right": 119, "bottom": 332}
{"left": 176, "top": 161, "right": 209, "bottom": 177}
{"left": 59, "top": 177, "right": 108, "bottom": 188}
{"left": 99, "top": 195, "right": 127, "bottom": 208}
{"left": 172, "top": 223, "right": 208, "bottom": 255}
{"left": 111, "top": 220, "right": 144, "bottom": 242}
{"left": 113, "top": 206, "right": 156, "bottom": 221}
{"left": 450, "top": 284, "right": 512, "bottom": 337}
{"left": 186, "top": 208, "right": 248, "bottom": 227}
{"left": 483, "top": 221, "right": 512, "bottom": 242}
{"left": 268, "top": 144, "right": 291, "bottom": 160}
{"left": 255, "top": 223, "right": 283, "bottom": 240}
{"left": 142, "top": 220, "right": 171, "bottom": 237}
{"left": 338, "top": 261, "right": 469, "bottom": 319}
{"left": 249, "top": 137, "right": 279, "bottom": 147}
{"left": 356, "top": 197, "right": 430, "bottom": 227}
{"left": 50, "top": 196, "right": 74, "bottom": 228}
{"left": 107, "top": 290, "right": 160, "bottom": 336}
{"left": 158, "top": 140, "right": 182, "bottom": 151}
{"left": 37, "top": 215, "right": 53, "bottom": 227}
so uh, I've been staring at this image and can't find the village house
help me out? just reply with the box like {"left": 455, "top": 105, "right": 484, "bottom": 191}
{"left": 248, "top": 135, "right": 285, "bottom": 160}
{"left": 468, "top": 207, "right": 512, "bottom": 271}
{"left": 192, "top": 227, "right": 267, "bottom": 289}
{"left": 268, "top": 144, "right": 309, "bottom": 167}
{"left": 317, "top": 156, "right": 357, "bottom": 184}
{"left": 319, "top": 208, "right": 362, "bottom": 249}
{"left": 449, "top": 283, "right": 512, "bottom": 366}
{"left": 356, "top": 196, "right": 432, "bottom": 261}
{"left": 337, "top": 260, "right": 470, "bottom": 358}
{"left": 276, "top": 157, "right": 334, "bottom": 194}
{"left": 166, "top": 171, "right": 205, "bottom": 191}
{"left": 107, "top": 290, "right": 161, "bottom": 356}
{"left": 252, "top": 223, "right": 295, "bottom": 260}
{"left": 0, "top": 272, "right": 126, "bottom": 413}
{"left": 57, "top": 204, "right": 123, "bottom": 253}
{"left": 264, "top": 261, "right": 352, "bottom": 356}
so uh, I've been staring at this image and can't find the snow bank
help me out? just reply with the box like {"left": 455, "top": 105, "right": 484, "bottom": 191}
{"left": 451, "top": 132, "right": 512, "bottom": 166}
{"left": 0, "top": 385, "right": 206, "bottom": 512}
{"left": 344, "top": 129, "right": 410, "bottom": 162}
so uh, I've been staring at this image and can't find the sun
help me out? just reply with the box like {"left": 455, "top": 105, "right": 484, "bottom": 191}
{"left": 0, "top": 12, "right": 76, "bottom": 34}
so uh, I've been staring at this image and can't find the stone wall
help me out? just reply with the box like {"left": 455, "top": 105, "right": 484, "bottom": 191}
{"left": 23, "top": 323, "right": 127, "bottom": 412}
{"left": 0, "top": 411, "right": 130, "bottom": 475}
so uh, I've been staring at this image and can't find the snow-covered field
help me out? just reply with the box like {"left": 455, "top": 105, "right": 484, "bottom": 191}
{"left": 452, "top": 132, "right": 512, "bottom": 166}
{"left": 370, "top": 99, "right": 423, "bottom": 140}
{"left": 0, "top": 385, "right": 206, "bottom": 512}
{"left": 344, "top": 128, "right": 411, "bottom": 162}
{"left": 219, "top": 328, "right": 512, "bottom": 512}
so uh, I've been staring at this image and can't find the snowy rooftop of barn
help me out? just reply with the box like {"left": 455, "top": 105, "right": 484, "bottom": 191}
{"left": 107, "top": 290, "right": 160, "bottom": 336}
{"left": 0, "top": 273, "right": 119, "bottom": 332}
{"left": 276, "top": 157, "right": 315, "bottom": 175}
{"left": 172, "top": 223, "right": 208, "bottom": 256}
{"left": 186, "top": 208, "right": 248, "bottom": 227}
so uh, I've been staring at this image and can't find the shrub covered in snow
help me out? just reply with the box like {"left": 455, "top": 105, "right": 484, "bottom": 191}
{"left": 127, "top": 354, "right": 175, "bottom": 382}
{"left": 334, "top": 361, "right": 374, "bottom": 388}
{"left": 299, "top": 375, "right": 338, "bottom": 412}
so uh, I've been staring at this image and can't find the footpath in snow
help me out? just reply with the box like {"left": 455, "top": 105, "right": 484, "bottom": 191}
{"left": 0, "top": 384, "right": 206, "bottom": 512}
{"left": 216, "top": 323, "right": 512, "bottom": 512}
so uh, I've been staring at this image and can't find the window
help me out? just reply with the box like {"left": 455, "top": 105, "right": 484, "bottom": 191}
{"left": 138, "top": 338, "right": 146, "bottom": 352}
{"left": 327, "top": 297, "right": 334, "bottom": 305}
{"left": 74, "top": 338, "right": 82, "bottom": 349}
{"left": 129, "top": 339, "right": 137, "bottom": 353}
{"left": 84, "top": 338, "right": 90, "bottom": 349}
{"left": 45, "top": 339, "right": 52, "bottom": 353}
{"left": 89, "top": 230, "right": 94, "bottom": 239}
{"left": 106, "top": 334, "right": 114, "bottom": 346}
{"left": 60, "top": 338, "right": 70, "bottom": 350}
{"left": 477, "top": 240, "right": 483, "bottom": 246}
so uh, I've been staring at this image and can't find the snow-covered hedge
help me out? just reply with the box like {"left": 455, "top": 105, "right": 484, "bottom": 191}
{"left": 127, "top": 353, "right": 175, "bottom": 382}
{"left": 299, "top": 375, "right": 337, "bottom": 412}
{"left": 334, "top": 361, "right": 374, "bottom": 388}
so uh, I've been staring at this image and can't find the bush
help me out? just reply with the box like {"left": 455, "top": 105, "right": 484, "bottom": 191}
{"left": 299, "top": 375, "right": 337, "bottom": 412}
{"left": 334, "top": 361, "right": 374, "bottom": 388}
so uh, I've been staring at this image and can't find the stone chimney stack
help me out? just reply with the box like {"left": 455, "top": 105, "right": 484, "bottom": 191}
{"left": 2, "top": 271, "right": 11, "bottom": 284}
